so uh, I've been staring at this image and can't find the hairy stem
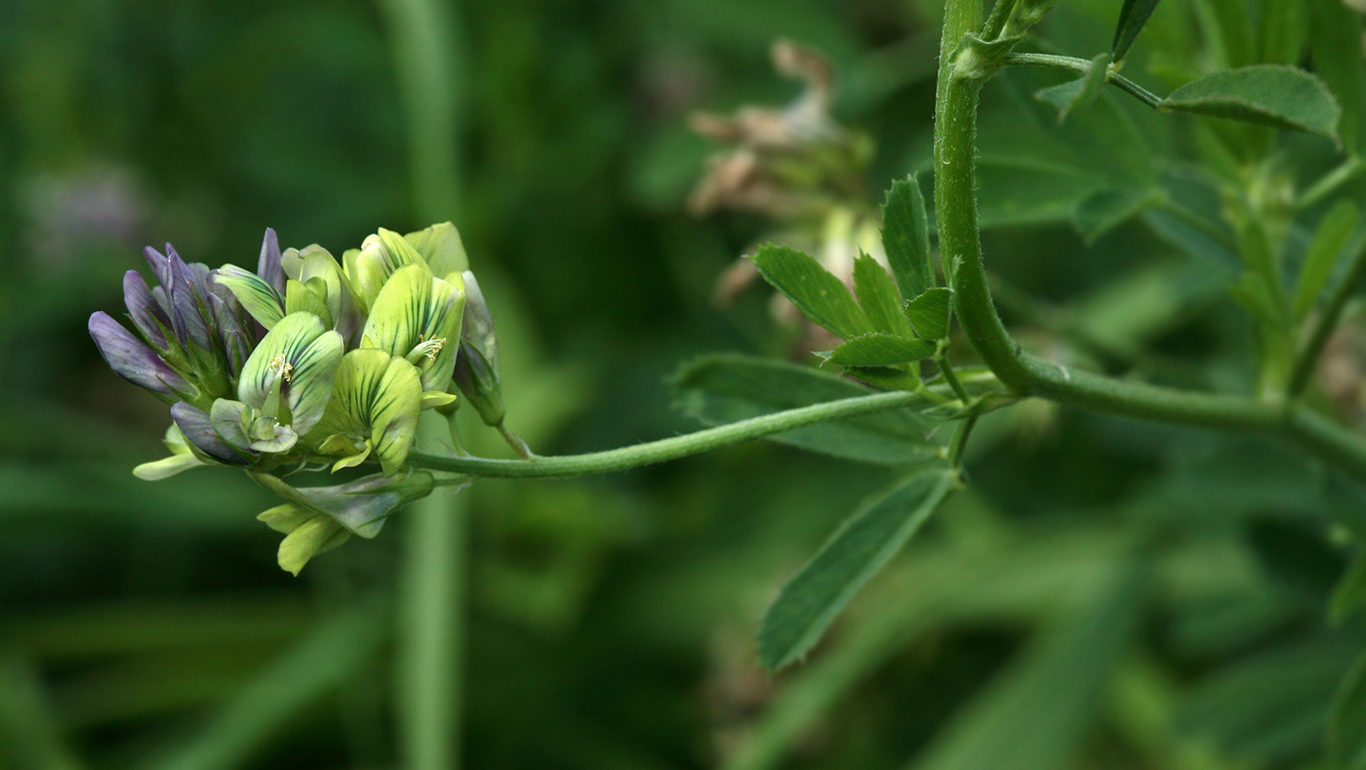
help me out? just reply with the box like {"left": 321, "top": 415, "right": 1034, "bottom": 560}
{"left": 934, "top": 0, "right": 1366, "bottom": 481}
{"left": 410, "top": 390, "right": 929, "bottom": 478}
{"left": 1002, "top": 52, "right": 1165, "bottom": 108}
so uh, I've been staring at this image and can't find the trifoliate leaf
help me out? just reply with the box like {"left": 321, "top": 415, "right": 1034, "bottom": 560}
{"left": 751, "top": 244, "right": 873, "bottom": 340}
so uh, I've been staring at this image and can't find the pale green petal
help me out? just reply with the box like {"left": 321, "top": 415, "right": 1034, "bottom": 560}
{"left": 421, "top": 390, "right": 458, "bottom": 409}
{"left": 361, "top": 264, "right": 466, "bottom": 392}
{"left": 249, "top": 418, "right": 298, "bottom": 453}
{"left": 277, "top": 515, "right": 350, "bottom": 575}
{"left": 404, "top": 222, "right": 469, "bottom": 279}
{"left": 213, "top": 265, "right": 285, "bottom": 329}
{"left": 257, "top": 503, "right": 312, "bottom": 534}
{"left": 250, "top": 470, "right": 435, "bottom": 541}
{"left": 376, "top": 228, "right": 427, "bottom": 271}
{"left": 347, "top": 246, "right": 389, "bottom": 312}
{"left": 133, "top": 453, "right": 205, "bottom": 480}
{"left": 210, "top": 399, "right": 255, "bottom": 453}
{"left": 280, "top": 247, "right": 305, "bottom": 281}
{"left": 237, "top": 312, "right": 343, "bottom": 436}
{"left": 373, "top": 357, "right": 423, "bottom": 475}
{"left": 287, "top": 330, "right": 344, "bottom": 435}
{"left": 285, "top": 279, "right": 332, "bottom": 328}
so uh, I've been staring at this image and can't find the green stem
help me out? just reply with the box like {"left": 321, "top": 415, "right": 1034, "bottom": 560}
{"left": 1298, "top": 157, "right": 1366, "bottom": 212}
{"left": 932, "top": 0, "right": 1366, "bottom": 482}
{"left": 410, "top": 390, "right": 928, "bottom": 478}
{"left": 1289, "top": 236, "right": 1366, "bottom": 397}
{"left": 938, "top": 354, "right": 972, "bottom": 404}
{"left": 1002, "top": 52, "right": 1165, "bottom": 109}
{"left": 948, "top": 414, "right": 979, "bottom": 467}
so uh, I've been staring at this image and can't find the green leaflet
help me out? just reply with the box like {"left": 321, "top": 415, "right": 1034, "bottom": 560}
{"left": 903, "top": 287, "right": 953, "bottom": 341}
{"left": 1112, "top": 0, "right": 1162, "bottom": 62}
{"left": 361, "top": 263, "right": 467, "bottom": 393}
{"left": 1034, "top": 53, "right": 1112, "bottom": 124}
{"left": 1161, "top": 65, "right": 1342, "bottom": 144}
{"left": 881, "top": 176, "right": 933, "bottom": 300}
{"left": 751, "top": 244, "right": 873, "bottom": 340}
{"left": 313, "top": 349, "right": 423, "bottom": 476}
{"left": 1294, "top": 200, "right": 1359, "bottom": 322}
{"left": 853, "top": 254, "right": 913, "bottom": 337}
{"left": 823, "top": 333, "right": 937, "bottom": 367}
{"left": 756, "top": 466, "right": 958, "bottom": 670}
{"left": 213, "top": 265, "right": 285, "bottom": 330}
{"left": 237, "top": 312, "right": 344, "bottom": 437}
{"left": 671, "top": 354, "right": 941, "bottom": 465}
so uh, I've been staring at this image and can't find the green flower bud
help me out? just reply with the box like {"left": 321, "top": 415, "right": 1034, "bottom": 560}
{"left": 451, "top": 270, "right": 506, "bottom": 427}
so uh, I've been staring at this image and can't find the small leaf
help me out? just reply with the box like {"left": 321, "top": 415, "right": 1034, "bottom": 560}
{"left": 1331, "top": 650, "right": 1366, "bottom": 768}
{"left": 1294, "top": 200, "right": 1359, "bottom": 321}
{"left": 1112, "top": 0, "right": 1162, "bottom": 62}
{"left": 1034, "top": 53, "right": 1113, "bottom": 124}
{"left": 904, "top": 287, "right": 953, "bottom": 340}
{"left": 1161, "top": 65, "right": 1342, "bottom": 144}
{"left": 881, "top": 176, "right": 933, "bottom": 301}
{"left": 853, "top": 254, "right": 913, "bottom": 337}
{"left": 824, "top": 333, "right": 937, "bottom": 367}
{"left": 1309, "top": 0, "right": 1366, "bottom": 156}
{"left": 751, "top": 244, "right": 872, "bottom": 340}
{"left": 1073, "top": 187, "right": 1155, "bottom": 244}
{"left": 671, "top": 355, "right": 940, "bottom": 465}
{"left": 757, "top": 467, "right": 957, "bottom": 670}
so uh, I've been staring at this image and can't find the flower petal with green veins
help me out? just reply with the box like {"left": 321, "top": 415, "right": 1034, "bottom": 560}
{"left": 313, "top": 349, "right": 423, "bottom": 475}
{"left": 375, "top": 228, "right": 428, "bottom": 272}
{"left": 210, "top": 399, "right": 256, "bottom": 454}
{"left": 214, "top": 265, "right": 286, "bottom": 329}
{"left": 238, "top": 312, "right": 344, "bottom": 435}
{"left": 285, "top": 279, "right": 333, "bottom": 328}
{"left": 251, "top": 469, "right": 435, "bottom": 539}
{"left": 362, "top": 263, "right": 466, "bottom": 392}
{"left": 404, "top": 222, "right": 469, "bottom": 279}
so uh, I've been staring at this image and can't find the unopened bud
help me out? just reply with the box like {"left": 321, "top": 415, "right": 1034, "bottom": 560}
{"left": 451, "top": 270, "right": 506, "bottom": 426}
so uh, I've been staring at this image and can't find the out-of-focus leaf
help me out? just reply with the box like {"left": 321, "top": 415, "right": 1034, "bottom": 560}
{"left": 751, "top": 244, "right": 872, "bottom": 340}
{"left": 1257, "top": 0, "right": 1308, "bottom": 67}
{"left": 1294, "top": 200, "right": 1359, "bottom": 321}
{"left": 823, "top": 333, "right": 936, "bottom": 367}
{"left": 1309, "top": 0, "right": 1366, "bottom": 156}
{"left": 757, "top": 466, "right": 957, "bottom": 670}
{"left": 1330, "top": 650, "right": 1366, "bottom": 768}
{"left": 148, "top": 603, "right": 383, "bottom": 770}
{"left": 672, "top": 355, "right": 940, "bottom": 465}
{"left": 853, "top": 254, "right": 913, "bottom": 337}
{"left": 903, "top": 287, "right": 952, "bottom": 341}
{"left": 1034, "top": 53, "right": 1112, "bottom": 124}
{"left": 1330, "top": 553, "right": 1366, "bottom": 625}
{"left": 0, "top": 655, "right": 84, "bottom": 770}
{"left": 910, "top": 555, "right": 1146, "bottom": 770}
{"left": 1177, "top": 635, "right": 1359, "bottom": 763}
{"left": 1161, "top": 66, "right": 1342, "bottom": 144}
{"left": 1112, "top": 0, "right": 1163, "bottom": 62}
{"left": 1073, "top": 187, "right": 1156, "bottom": 244}
{"left": 882, "top": 175, "right": 934, "bottom": 301}
{"left": 1194, "top": 0, "right": 1254, "bottom": 68}
{"left": 974, "top": 156, "right": 1108, "bottom": 228}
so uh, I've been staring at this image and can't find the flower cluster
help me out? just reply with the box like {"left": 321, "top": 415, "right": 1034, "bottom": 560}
{"left": 90, "top": 223, "right": 502, "bottom": 573}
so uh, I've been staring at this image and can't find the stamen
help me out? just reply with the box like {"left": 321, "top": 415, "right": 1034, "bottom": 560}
{"left": 268, "top": 354, "right": 295, "bottom": 382}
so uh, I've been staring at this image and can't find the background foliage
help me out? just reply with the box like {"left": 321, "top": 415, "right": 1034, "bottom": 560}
{"left": 3, "top": 0, "right": 1366, "bottom": 768}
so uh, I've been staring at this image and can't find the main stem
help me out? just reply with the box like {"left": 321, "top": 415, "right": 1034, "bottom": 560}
{"left": 933, "top": 0, "right": 1366, "bottom": 481}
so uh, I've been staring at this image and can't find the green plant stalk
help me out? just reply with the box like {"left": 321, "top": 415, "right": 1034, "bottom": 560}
{"left": 1290, "top": 236, "right": 1366, "bottom": 397}
{"left": 934, "top": 0, "right": 1366, "bottom": 480}
{"left": 410, "top": 389, "right": 929, "bottom": 478}
{"left": 378, "top": 0, "right": 468, "bottom": 766}
{"left": 1002, "top": 52, "right": 1164, "bottom": 108}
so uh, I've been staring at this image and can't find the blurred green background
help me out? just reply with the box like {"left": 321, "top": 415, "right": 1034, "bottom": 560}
{"left": 4, "top": 0, "right": 1366, "bottom": 768}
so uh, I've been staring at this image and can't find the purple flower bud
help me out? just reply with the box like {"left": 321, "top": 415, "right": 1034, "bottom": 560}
{"left": 171, "top": 402, "right": 247, "bottom": 465}
{"left": 122, "top": 270, "right": 171, "bottom": 350}
{"left": 209, "top": 291, "right": 252, "bottom": 378}
{"left": 89, "top": 311, "right": 191, "bottom": 400}
{"left": 165, "top": 245, "right": 214, "bottom": 351}
{"left": 257, "top": 227, "right": 286, "bottom": 294}
{"left": 144, "top": 245, "right": 171, "bottom": 287}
